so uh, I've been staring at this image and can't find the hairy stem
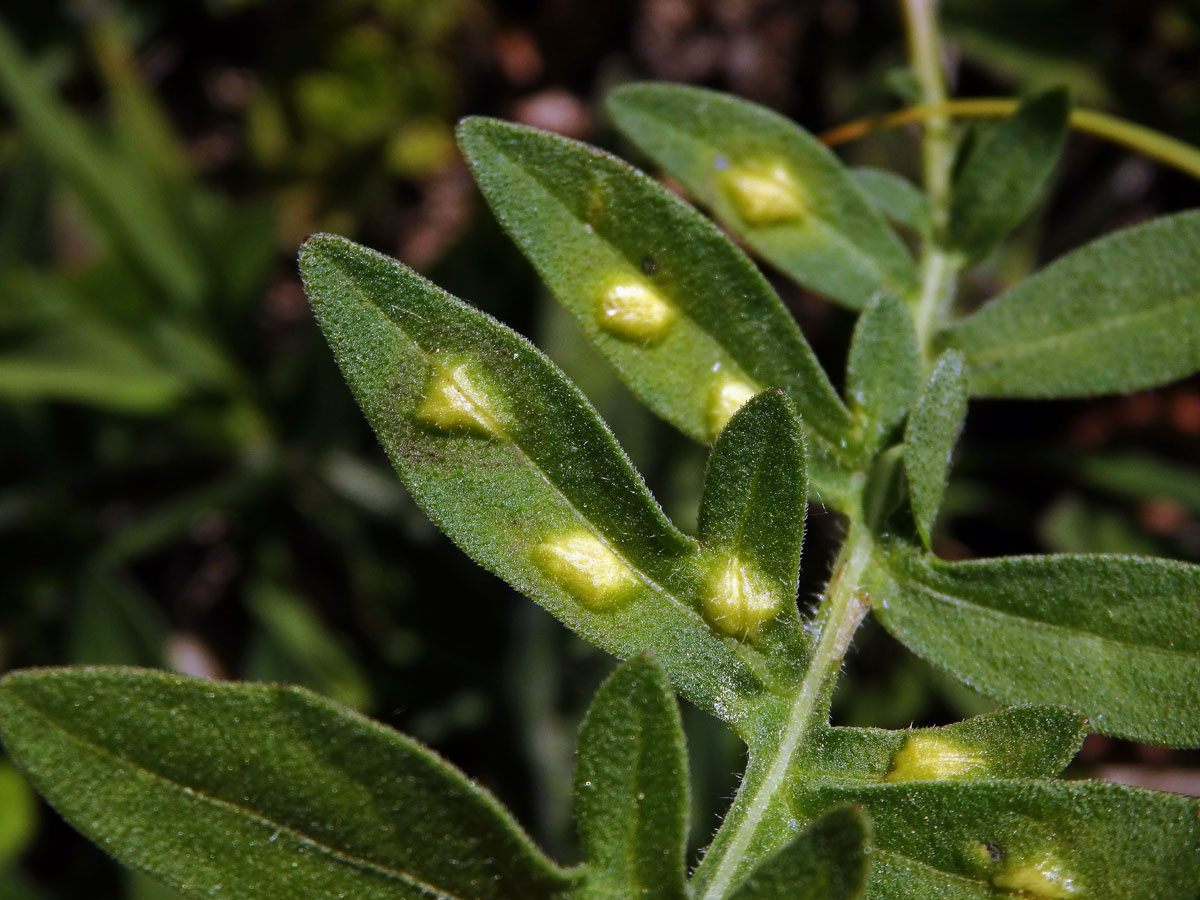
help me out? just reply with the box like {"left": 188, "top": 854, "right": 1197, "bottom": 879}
{"left": 902, "top": 0, "right": 960, "bottom": 360}
{"left": 692, "top": 526, "right": 873, "bottom": 900}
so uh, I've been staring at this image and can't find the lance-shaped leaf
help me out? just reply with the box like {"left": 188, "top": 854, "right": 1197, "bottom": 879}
{"left": 791, "top": 779, "right": 1200, "bottom": 900}
{"left": 574, "top": 655, "right": 688, "bottom": 900}
{"left": 846, "top": 296, "right": 920, "bottom": 454}
{"left": 726, "top": 804, "right": 870, "bottom": 900}
{"left": 606, "top": 83, "right": 917, "bottom": 309}
{"left": 870, "top": 540, "right": 1200, "bottom": 746}
{"left": 795, "top": 706, "right": 1087, "bottom": 784}
{"left": 299, "top": 235, "right": 767, "bottom": 725}
{"left": 948, "top": 88, "right": 1070, "bottom": 261}
{"left": 0, "top": 667, "right": 576, "bottom": 900}
{"left": 850, "top": 167, "right": 930, "bottom": 235}
{"left": 903, "top": 351, "right": 967, "bottom": 548}
{"left": 943, "top": 210, "right": 1200, "bottom": 397}
{"left": 696, "top": 390, "right": 808, "bottom": 657}
{"left": 455, "top": 118, "right": 852, "bottom": 479}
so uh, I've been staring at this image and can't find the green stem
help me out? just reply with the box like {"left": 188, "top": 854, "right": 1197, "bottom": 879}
{"left": 693, "top": 526, "right": 873, "bottom": 900}
{"left": 903, "top": 0, "right": 951, "bottom": 232}
{"left": 902, "top": 0, "right": 961, "bottom": 362}
{"left": 912, "top": 243, "right": 958, "bottom": 363}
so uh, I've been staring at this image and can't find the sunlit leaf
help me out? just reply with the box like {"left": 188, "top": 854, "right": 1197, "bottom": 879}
{"left": 795, "top": 706, "right": 1087, "bottom": 784}
{"left": 726, "top": 804, "right": 870, "bottom": 900}
{"left": 871, "top": 540, "right": 1200, "bottom": 745}
{"left": 903, "top": 351, "right": 967, "bottom": 547}
{"left": 948, "top": 88, "right": 1069, "bottom": 261}
{"left": 792, "top": 779, "right": 1200, "bottom": 900}
{"left": 574, "top": 655, "right": 688, "bottom": 900}
{"left": 456, "top": 117, "right": 854, "bottom": 503}
{"left": 944, "top": 211, "right": 1200, "bottom": 397}
{"left": 0, "top": 667, "right": 577, "bottom": 900}
{"left": 850, "top": 167, "right": 930, "bottom": 235}
{"left": 607, "top": 82, "right": 917, "bottom": 309}
{"left": 846, "top": 295, "right": 920, "bottom": 454}
{"left": 697, "top": 390, "right": 810, "bottom": 663}
{"left": 299, "top": 234, "right": 770, "bottom": 727}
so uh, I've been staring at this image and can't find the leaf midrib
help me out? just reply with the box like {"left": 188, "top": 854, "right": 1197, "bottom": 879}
{"left": 886, "top": 560, "right": 1200, "bottom": 662}
{"left": 956, "top": 290, "right": 1197, "bottom": 367}
{"left": 614, "top": 104, "right": 913, "bottom": 295}
{"left": 10, "top": 692, "right": 468, "bottom": 900}
{"left": 476, "top": 131, "right": 852, "bottom": 452}
{"left": 322, "top": 253, "right": 769, "bottom": 703}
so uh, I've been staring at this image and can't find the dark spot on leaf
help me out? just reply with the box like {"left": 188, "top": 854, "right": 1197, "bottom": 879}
{"left": 986, "top": 840, "right": 1004, "bottom": 861}
{"left": 641, "top": 255, "right": 658, "bottom": 276}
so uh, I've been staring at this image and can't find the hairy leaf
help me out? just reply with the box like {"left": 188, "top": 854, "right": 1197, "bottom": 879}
{"left": 796, "top": 706, "right": 1087, "bottom": 784}
{"left": 850, "top": 167, "right": 930, "bottom": 235}
{"left": 872, "top": 541, "right": 1200, "bottom": 745}
{"left": 726, "top": 804, "right": 870, "bottom": 900}
{"left": 903, "top": 351, "right": 967, "bottom": 547}
{"left": 456, "top": 117, "right": 853, "bottom": 499}
{"left": 846, "top": 295, "right": 920, "bottom": 454}
{"left": 0, "top": 668, "right": 576, "bottom": 900}
{"left": 945, "top": 210, "right": 1200, "bottom": 397}
{"left": 697, "top": 390, "right": 810, "bottom": 657}
{"left": 949, "top": 88, "right": 1070, "bottom": 260}
{"left": 574, "top": 655, "right": 688, "bottom": 900}
{"left": 606, "top": 82, "right": 917, "bottom": 309}
{"left": 299, "top": 234, "right": 769, "bottom": 726}
{"left": 792, "top": 779, "right": 1200, "bottom": 900}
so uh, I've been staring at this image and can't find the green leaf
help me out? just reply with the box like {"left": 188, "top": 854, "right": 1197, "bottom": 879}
{"left": 792, "top": 779, "right": 1200, "bottom": 900}
{"left": 795, "top": 706, "right": 1087, "bottom": 784}
{"left": 949, "top": 88, "right": 1070, "bottom": 261}
{"left": 455, "top": 117, "right": 853, "bottom": 489}
{"left": 697, "top": 389, "right": 809, "bottom": 650}
{"left": 943, "top": 210, "right": 1200, "bottom": 397}
{"left": 0, "top": 667, "right": 576, "bottom": 900}
{"left": 850, "top": 167, "right": 930, "bottom": 235}
{"left": 606, "top": 83, "right": 917, "bottom": 309}
{"left": 903, "top": 351, "right": 967, "bottom": 547}
{"left": 846, "top": 295, "right": 920, "bottom": 454}
{"left": 871, "top": 540, "right": 1200, "bottom": 746}
{"left": 574, "top": 655, "right": 688, "bottom": 900}
{"left": 726, "top": 804, "right": 870, "bottom": 900}
{"left": 299, "top": 234, "right": 769, "bottom": 727}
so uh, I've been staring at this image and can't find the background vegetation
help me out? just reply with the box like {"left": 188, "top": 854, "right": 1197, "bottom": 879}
{"left": 2, "top": 1, "right": 1200, "bottom": 897}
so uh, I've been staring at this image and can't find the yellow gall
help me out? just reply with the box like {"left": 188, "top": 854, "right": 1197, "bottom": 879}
{"left": 721, "top": 162, "right": 807, "bottom": 225}
{"left": 885, "top": 733, "right": 988, "bottom": 782}
{"left": 702, "top": 555, "right": 781, "bottom": 638}
{"left": 992, "top": 857, "right": 1080, "bottom": 899}
{"left": 596, "top": 279, "right": 676, "bottom": 343}
{"left": 536, "top": 532, "right": 638, "bottom": 610}
{"left": 416, "top": 361, "right": 503, "bottom": 435}
{"left": 707, "top": 376, "right": 758, "bottom": 439}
